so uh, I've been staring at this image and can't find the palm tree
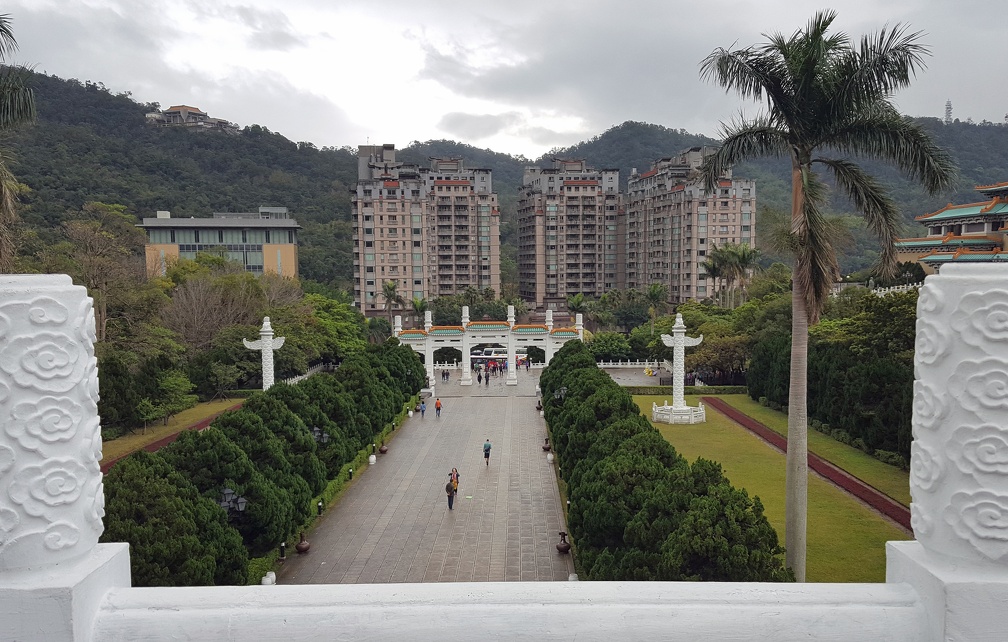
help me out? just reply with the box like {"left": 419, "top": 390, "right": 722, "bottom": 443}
{"left": 729, "top": 243, "right": 762, "bottom": 306}
{"left": 700, "top": 11, "right": 954, "bottom": 581}
{"left": 410, "top": 296, "right": 428, "bottom": 329}
{"left": 381, "top": 280, "right": 404, "bottom": 328}
{"left": 644, "top": 282, "right": 669, "bottom": 336}
{"left": 0, "top": 14, "right": 37, "bottom": 273}
{"left": 700, "top": 252, "right": 726, "bottom": 306}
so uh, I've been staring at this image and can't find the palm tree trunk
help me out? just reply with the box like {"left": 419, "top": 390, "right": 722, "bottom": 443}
{"left": 785, "top": 163, "right": 809, "bottom": 582}
{"left": 786, "top": 285, "right": 809, "bottom": 582}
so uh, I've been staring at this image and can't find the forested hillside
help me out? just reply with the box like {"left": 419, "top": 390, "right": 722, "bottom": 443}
{"left": 8, "top": 71, "right": 1008, "bottom": 287}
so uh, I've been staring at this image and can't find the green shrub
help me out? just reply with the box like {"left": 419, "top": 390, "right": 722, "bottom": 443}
{"left": 781, "top": 405, "right": 788, "bottom": 415}
{"left": 759, "top": 396, "right": 769, "bottom": 407}
{"left": 852, "top": 437, "right": 869, "bottom": 453}
{"left": 830, "top": 429, "right": 852, "bottom": 445}
{"left": 769, "top": 401, "right": 782, "bottom": 411}
{"left": 809, "top": 419, "right": 822, "bottom": 431}
{"left": 874, "top": 450, "right": 909, "bottom": 470}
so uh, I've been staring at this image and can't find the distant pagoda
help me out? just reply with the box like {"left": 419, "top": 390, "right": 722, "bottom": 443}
{"left": 895, "top": 181, "right": 1008, "bottom": 273}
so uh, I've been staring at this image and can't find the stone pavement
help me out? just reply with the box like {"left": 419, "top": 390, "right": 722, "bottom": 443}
{"left": 278, "top": 367, "right": 575, "bottom": 584}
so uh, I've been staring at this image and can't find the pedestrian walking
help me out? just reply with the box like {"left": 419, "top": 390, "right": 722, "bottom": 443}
{"left": 485, "top": 371, "right": 490, "bottom": 386}
{"left": 420, "top": 400, "right": 426, "bottom": 418}
{"left": 435, "top": 398, "right": 442, "bottom": 417}
{"left": 446, "top": 480, "right": 455, "bottom": 510}
{"left": 450, "top": 468, "right": 460, "bottom": 496}
{"left": 483, "top": 439, "right": 492, "bottom": 466}
{"left": 477, "top": 372, "right": 482, "bottom": 384}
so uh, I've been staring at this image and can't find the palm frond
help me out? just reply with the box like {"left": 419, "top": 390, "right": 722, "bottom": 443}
{"left": 829, "top": 106, "right": 956, "bottom": 193}
{"left": 814, "top": 158, "right": 902, "bottom": 279}
{"left": 791, "top": 171, "right": 840, "bottom": 323}
{"left": 0, "top": 15, "right": 17, "bottom": 62}
{"left": 698, "top": 116, "right": 788, "bottom": 192}
{"left": 0, "top": 64, "right": 36, "bottom": 130}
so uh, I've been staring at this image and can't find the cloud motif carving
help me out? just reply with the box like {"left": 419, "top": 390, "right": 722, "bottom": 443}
{"left": 948, "top": 425, "right": 1008, "bottom": 477}
{"left": 8, "top": 459, "right": 89, "bottom": 518}
{"left": 951, "top": 291, "right": 1008, "bottom": 347}
{"left": 948, "top": 359, "right": 1008, "bottom": 414}
{"left": 946, "top": 490, "right": 1008, "bottom": 560}
{"left": 914, "top": 319, "right": 948, "bottom": 367}
{"left": 910, "top": 442, "right": 944, "bottom": 492}
{"left": 912, "top": 381, "right": 947, "bottom": 432}
{"left": 0, "top": 332, "right": 89, "bottom": 393}
{"left": 6, "top": 397, "right": 83, "bottom": 452}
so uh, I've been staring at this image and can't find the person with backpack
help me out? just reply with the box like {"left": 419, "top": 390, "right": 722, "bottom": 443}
{"left": 435, "top": 398, "right": 442, "bottom": 417}
{"left": 483, "top": 439, "right": 492, "bottom": 466}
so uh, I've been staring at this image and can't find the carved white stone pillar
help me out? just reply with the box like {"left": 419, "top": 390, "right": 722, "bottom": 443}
{"left": 544, "top": 310, "right": 555, "bottom": 365}
{"left": 0, "top": 274, "right": 131, "bottom": 641}
{"left": 575, "top": 313, "right": 584, "bottom": 341}
{"left": 506, "top": 305, "right": 517, "bottom": 386}
{"left": 661, "top": 314, "right": 703, "bottom": 410}
{"left": 887, "top": 264, "right": 1008, "bottom": 640}
{"left": 243, "top": 317, "right": 285, "bottom": 391}
{"left": 393, "top": 315, "right": 402, "bottom": 336}
{"left": 423, "top": 311, "right": 435, "bottom": 388}
{"left": 460, "top": 306, "right": 472, "bottom": 386}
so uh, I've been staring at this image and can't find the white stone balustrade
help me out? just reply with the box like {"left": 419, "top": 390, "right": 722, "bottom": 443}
{"left": 3, "top": 266, "right": 1008, "bottom": 640}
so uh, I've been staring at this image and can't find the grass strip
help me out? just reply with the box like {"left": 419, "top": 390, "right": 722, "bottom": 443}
{"left": 635, "top": 394, "right": 909, "bottom": 582}
{"left": 715, "top": 395, "right": 911, "bottom": 506}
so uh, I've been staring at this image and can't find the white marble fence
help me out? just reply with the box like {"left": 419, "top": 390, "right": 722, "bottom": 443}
{"left": 4, "top": 266, "right": 1008, "bottom": 641}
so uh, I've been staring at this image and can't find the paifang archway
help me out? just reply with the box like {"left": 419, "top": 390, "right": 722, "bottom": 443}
{"left": 394, "top": 305, "right": 583, "bottom": 386}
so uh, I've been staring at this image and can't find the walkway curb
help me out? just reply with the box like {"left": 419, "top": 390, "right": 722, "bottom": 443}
{"left": 701, "top": 396, "right": 911, "bottom": 531}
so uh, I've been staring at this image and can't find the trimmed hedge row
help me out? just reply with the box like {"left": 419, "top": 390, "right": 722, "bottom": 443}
{"left": 102, "top": 341, "right": 425, "bottom": 587}
{"left": 541, "top": 341, "right": 792, "bottom": 582}
{"left": 749, "top": 334, "right": 912, "bottom": 464}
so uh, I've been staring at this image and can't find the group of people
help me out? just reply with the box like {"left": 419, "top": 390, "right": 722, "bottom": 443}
{"left": 418, "top": 398, "right": 443, "bottom": 418}
{"left": 439, "top": 369, "right": 452, "bottom": 383}
{"left": 444, "top": 439, "right": 492, "bottom": 510}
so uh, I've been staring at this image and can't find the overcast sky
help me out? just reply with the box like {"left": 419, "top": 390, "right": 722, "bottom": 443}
{"left": 7, "top": 0, "right": 1005, "bottom": 157}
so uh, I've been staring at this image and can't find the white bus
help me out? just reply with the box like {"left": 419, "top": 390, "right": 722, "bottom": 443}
{"left": 470, "top": 346, "right": 528, "bottom": 364}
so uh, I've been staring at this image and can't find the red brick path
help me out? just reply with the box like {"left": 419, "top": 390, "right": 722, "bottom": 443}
{"left": 701, "top": 396, "right": 911, "bottom": 531}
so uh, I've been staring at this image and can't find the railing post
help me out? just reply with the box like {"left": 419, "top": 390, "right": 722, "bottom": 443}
{"left": 0, "top": 275, "right": 131, "bottom": 641}
{"left": 887, "top": 264, "right": 1008, "bottom": 641}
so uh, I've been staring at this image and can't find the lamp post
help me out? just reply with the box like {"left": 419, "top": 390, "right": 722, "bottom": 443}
{"left": 219, "top": 487, "right": 248, "bottom": 519}
{"left": 311, "top": 426, "right": 330, "bottom": 445}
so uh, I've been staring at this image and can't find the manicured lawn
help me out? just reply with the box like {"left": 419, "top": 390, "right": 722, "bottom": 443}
{"left": 634, "top": 395, "right": 910, "bottom": 583}
{"left": 102, "top": 399, "right": 241, "bottom": 463}
{"left": 715, "top": 395, "right": 911, "bottom": 506}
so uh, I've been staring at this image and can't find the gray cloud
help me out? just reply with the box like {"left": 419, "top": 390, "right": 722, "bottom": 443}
{"left": 437, "top": 111, "right": 522, "bottom": 139}
{"left": 6, "top": 0, "right": 1007, "bottom": 157}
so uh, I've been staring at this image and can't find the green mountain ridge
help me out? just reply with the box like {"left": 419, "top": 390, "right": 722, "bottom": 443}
{"left": 9, "top": 72, "right": 1008, "bottom": 287}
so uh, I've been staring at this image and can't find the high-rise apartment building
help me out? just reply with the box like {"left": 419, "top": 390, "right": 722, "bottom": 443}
{"left": 625, "top": 146, "right": 756, "bottom": 303}
{"left": 351, "top": 144, "right": 500, "bottom": 317}
{"left": 517, "top": 159, "right": 621, "bottom": 311}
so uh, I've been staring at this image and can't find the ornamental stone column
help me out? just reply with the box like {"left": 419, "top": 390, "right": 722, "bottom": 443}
{"left": 0, "top": 274, "right": 130, "bottom": 641}
{"left": 660, "top": 313, "right": 703, "bottom": 410}
{"left": 887, "top": 263, "right": 1008, "bottom": 640}
{"left": 460, "top": 306, "right": 472, "bottom": 386}
{"left": 544, "top": 310, "right": 555, "bottom": 365}
{"left": 506, "top": 305, "right": 518, "bottom": 386}
{"left": 244, "top": 317, "right": 285, "bottom": 391}
{"left": 424, "top": 310, "right": 435, "bottom": 389}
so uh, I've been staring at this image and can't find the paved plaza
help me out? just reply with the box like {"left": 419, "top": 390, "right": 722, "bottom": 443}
{"left": 278, "top": 367, "right": 575, "bottom": 584}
